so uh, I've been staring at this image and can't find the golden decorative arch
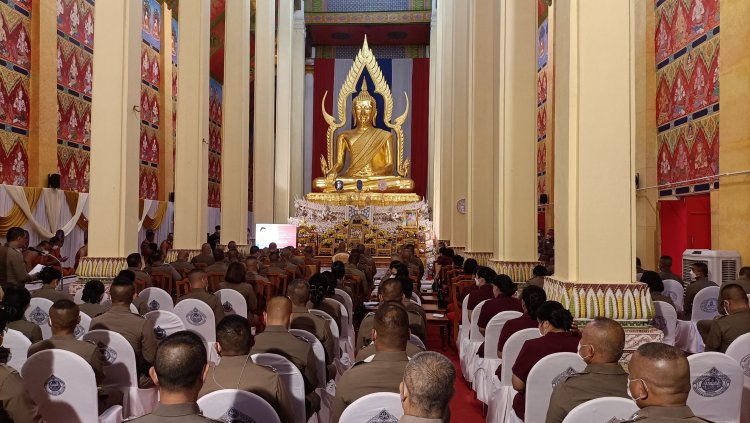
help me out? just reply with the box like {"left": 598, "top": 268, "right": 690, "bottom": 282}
{"left": 320, "top": 36, "right": 410, "bottom": 178}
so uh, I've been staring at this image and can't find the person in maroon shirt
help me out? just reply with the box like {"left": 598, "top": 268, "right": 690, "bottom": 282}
{"left": 496, "top": 285, "right": 547, "bottom": 358}
{"left": 466, "top": 266, "right": 497, "bottom": 321}
{"left": 477, "top": 274, "right": 523, "bottom": 331}
{"left": 509, "top": 301, "right": 580, "bottom": 421}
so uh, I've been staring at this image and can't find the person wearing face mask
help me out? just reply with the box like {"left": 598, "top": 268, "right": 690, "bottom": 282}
{"left": 466, "top": 266, "right": 497, "bottom": 322}
{"left": 682, "top": 262, "right": 717, "bottom": 320}
{"left": 509, "top": 301, "right": 580, "bottom": 421}
{"left": 702, "top": 284, "right": 750, "bottom": 353}
{"left": 620, "top": 343, "right": 710, "bottom": 422}
{"left": 545, "top": 317, "right": 629, "bottom": 423}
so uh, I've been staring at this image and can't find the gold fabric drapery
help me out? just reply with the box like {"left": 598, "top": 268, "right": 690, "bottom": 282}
{"left": 64, "top": 191, "right": 89, "bottom": 231}
{"left": 138, "top": 199, "right": 168, "bottom": 230}
{"left": 0, "top": 187, "right": 42, "bottom": 236}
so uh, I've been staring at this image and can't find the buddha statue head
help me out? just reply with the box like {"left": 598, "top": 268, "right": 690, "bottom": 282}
{"left": 352, "top": 80, "right": 377, "bottom": 128}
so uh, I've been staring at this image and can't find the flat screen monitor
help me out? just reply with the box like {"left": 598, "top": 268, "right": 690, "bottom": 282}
{"left": 255, "top": 224, "right": 297, "bottom": 249}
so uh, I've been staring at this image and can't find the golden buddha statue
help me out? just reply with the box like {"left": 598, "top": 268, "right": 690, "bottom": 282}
{"left": 312, "top": 37, "right": 414, "bottom": 193}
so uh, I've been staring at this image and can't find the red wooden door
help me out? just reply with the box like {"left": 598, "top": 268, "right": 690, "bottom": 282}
{"left": 659, "top": 194, "right": 711, "bottom": 270}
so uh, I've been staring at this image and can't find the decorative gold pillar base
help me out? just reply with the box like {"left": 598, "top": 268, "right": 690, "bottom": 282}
{"left": 490, "top": 260, "right": 540, "bottom": 282}
{"left": 165, "top": 249, "right": 202, "bottom": 264}
{"left": 463, "top": 252, "right": 493, "bottom": 267}
{"left": 305, "top": 192, "right": 421, "bottom": 207}
{"left": 75, "top": 257, "right": 128, "bottom": 283}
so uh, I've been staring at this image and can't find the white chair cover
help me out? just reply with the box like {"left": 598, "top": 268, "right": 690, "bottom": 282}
{"left": 25, "top": 298, "right": 53, "bottom": 340}
{"left": 687, "top": 351, "right": 743, "bottom": 423}
{"left": 197, "top": 389, "right": 281, "bottom": 423}
{"left": 324, "top": 298, "right": 354, "bottom": 362}
{"left": 289, "top": 329, "right": 330, "bottom": 423}
{"left": 675, "top": 320, "right": 705, "bottom": 354}
{"left": 410, "top": 292, "right": 421, "bottom": 305}
{"left": 4, "top": 329, "right": 31, "bottom": 372}
{"left": 137, "top": 287, "right": 174, "bottom": 313}
{"left": 129, "top": 304, "right": 139, "bottom": 314}
{"left": 22, "top": 349, "right": 123, "bottom": 423}
{"left": 215, "top": 289, "right": 248, "bottom": 319}
{"left": 662, "top": 279, "right": 685, "bottom": 312}
{"left": 334, "top": 289, "right": 355, "bottom": 355}
{"left": 460, "top": 299, "right": 489, "bottom": 383}
{"left": 474, "top": 311, "right": 522, "bottom": 403}
{"left": 457, "top": 295, "right": 471, "bottom": 350}
{"left": 252, "top": 353, "right": 307, "bottom": 423}
{"left": 74, "top": 311, "right": 91, "bottom": 340}
{"left": 524, "top": 352, "right": 587, "bottom": 423}
{"left": 308, "top": 309, "right": 342, "bottom": 360}
{"left": 144, "top": 310, "right": 185, "bottom": 343}
{"left": 82, "top": 330, "right": 158, "bottom": 418}
{"left": 562, "top": 397, "right": 639, "bottom": 423}
{"left": 338, "top": 392, "right": 403, "bottom": 423}
{"left": 487, "top": 328, "right": 541, "bottom": 423}
{"left": 73, "top": 289, "right": 85, "bottom": 305}
{"left": 173, "top": 299, "right": 217, "bottom": 343}
{"left": 691, "top": 286, "right": 720, "bottom": 322}
{"left": 409, "top": 334, "right": 426, "bottom": 350}
{"left": 652, "top": 301, "right": 678, "bottom": 345}
{"left": 725, "top": 333, "right": 750, "bottom": 423}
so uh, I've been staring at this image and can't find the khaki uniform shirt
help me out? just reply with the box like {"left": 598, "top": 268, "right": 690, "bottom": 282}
{"left": 191, "top": 253, "right": 215, "bottom": 266}
{"left": 621, "top": 406, "right": 711, "bottom": 422}
{"left": 7, "top": 319, "right": 43, "bottom": 343}
{"left": 31, "top": 285, "right": 73, "bottom": 303}
{"left": 331, "top": 351, "right": 409, "bottom": 423}
{"left": 344, "top": 263, "right": 368, "bottom": 300}
{"left": 290, "top": 306, "right": 335, "bottom": 364}
{"left": 310, "top": 299, "right": 342, "bottom": 331}
{"left": 132, "top": 297, "right": 149, "bottom": 315}
{"left": 79, "top": 302, "right": 110, "bottom": 318}
{"left": 27, "top": 335, "right": 105, "bottom": 384}
{"left": 177, "top": 288, "right": 225, "bottom": 325}
{"left": 198, "top": 355, "right": 294, "bottom": 423}
{"left": 261, "top": 264, "right": 287, "bottom": 277}
{"left": 356, "top": 340, "right": 424, "bottom": 361}
{"left": 204, "top": 262, "right": 228, "bottom": 274}
{"left": 724, "top": 277, "right": 750, "bottom": 295}
{"left": 683, "top": 277, "right": 717, "bottom": 319}
{"left": 126, "top": 403, "right": 220, "bottom": 422}
{"left": 704, "top": 308, "right": 750, "bottom": 352}
{"left": 659, "top": 271, "right": 683, "bottom": 284}
{"left": 358, "top": 310, "right": 425, "bottom": 349}
{"left": 147, "top": 263, "right": 182, "bottom": 282}
{"left": 128, "top": 267, "right": 153, "bottom": 287}
{"left": 90, "top": 304, "right": 158, "bottom": 374}
{"left": 0, "top": 364, "right": 42, "bottom": 422}
{"left": 170, "top": 260, "right": 195, "bottom": 275}
{"left": 545, "top": 363, "right": 629, "bottom": 423}
{"left": 2, "top": 246, "right": 30, "bottom": 288}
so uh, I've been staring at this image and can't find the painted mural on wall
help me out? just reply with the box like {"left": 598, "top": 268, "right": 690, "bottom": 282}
{"left": 536, "top": 0, "right": 549, "bottom": 203}
{"left": 0, "top": 1, "right": 31, "bottom": 186}
{"left": 208, "top": 77, "right": 222, "bottom": 208}
{"left": 655, "top": 0, "right": 719, "bottom": 195}
{"left": 171, "top": 17, "right": 177, "bottom": 196}
{"left": 57, "top": 0, "right": 93, "bottom": 192}
{"left": 139, "top": 0, "right": 160, "bottom": 200}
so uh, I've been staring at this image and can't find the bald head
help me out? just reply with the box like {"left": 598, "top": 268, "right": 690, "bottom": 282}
{"left": 177, "top": 250, "right": 190, "bottom": 261}
{"left": 110, "top": 276, "right": 135, "bottom": 304}
{"left": 379, "top": 278, "right": 404, "bottom": 302}
{"left": 721, "top": 283, "right": 750, "bottom": 314}
{"left": 188, "top": 269, "right": 207, "bottom": 289}
{"left": 629, "top": 343, "right": 690, "bottom": 407}
{"left": 402, "top": 352, "right": 455, "bottom": 419}
{"left": 49, "top": 300, "right": 80, "bottom": 334}
{"left": 580, "top": 317, "right": 625, "bottom": 363}
{"left": 373, "top": 301, "right": 409, "bottom": 351}
{"left": 265, "top": 296, "right": 293, "bottom": 327}
{"left": 288, "top": 279, "right": 310, "bottom": 306}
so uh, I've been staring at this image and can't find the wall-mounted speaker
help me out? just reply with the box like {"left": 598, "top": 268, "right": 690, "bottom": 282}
{"left": 48, "top": 174, "right": 61, "bottom": 189}
{"left": 539, "top": 194, "right": 549, "bottom": 205}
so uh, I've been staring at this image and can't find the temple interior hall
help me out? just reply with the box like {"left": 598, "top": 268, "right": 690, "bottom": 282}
{"left": 1, "top": 0, "right": 749, "bottom": 422}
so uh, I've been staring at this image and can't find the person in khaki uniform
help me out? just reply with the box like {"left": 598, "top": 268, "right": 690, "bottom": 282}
{"left": 356, "top": 338, "right": 424, "bottom": 361}
{"left": 546, "top": 317, "right": 629, "bottom": 423}
{"left": 260, "top": 252, "right": 287, "bottom": 277}
{"left": 91, "top": 276, "right": 158, "bottom": 378}
{"left": 331, "top": 302, "right": 411, "bottom": 423}
{"left": 620, "top": 343, "right": 711, "bottom": 423}
{"left": 703, "top": 284, "right": 750, "bottom": 353}
{"left": 126, "top": 332, "right": 221, "bottom": 422}
{"left": 78, "top": 280, "right": 110, "bottom": 318}
{"left": 176, "top": 270, "right": 225, "bottom": 324}
{"left": 682, "top": 262, "right": 717, "bottom": 320}
{"left": 725, "top": 267, "right": 750, "bottom": 294}
{"left": 203, "top": 250, "right": 228, "bottom": 274}
{"left": 30, "top": 267, "right": 73, "bottom": 303}
{"left": 146, "top": 251, "right": 183, "bottom": 283}
{"left": 398, "top": 352, "right": 455, "bottom": 423}
{"left": 288, "top": 280, "right": 336, "bottom": 368}
{"left": 3, "top": 286, "right": 43, "bottom": 343}
{"left": 171, "top": 251, "right": 196, "bottom": 275}
{"left": 0, "top": 227, "right": 34, "bottom": 288}
{"left": 358, "top": 279, "right": 425, "bottom": 349}
{"left": 0, "top": 311, "right": 43, "bottom": 422}
{"left": 344, "top": 253, "right": 369, "bottom": 301}
{"left": 198, "top": 315, "right": 294, "bottom": 423}
{"left": 218, "top": 262, "right": 258, "bottom": 322}
{"left": 252, "top": 297, "right": 321, "bottom": 417}
{"left": 190, "top": 244, "right": 216, "bottom": 267}
{"left": 127, "top": 253, "right": 153, "bottom": 288}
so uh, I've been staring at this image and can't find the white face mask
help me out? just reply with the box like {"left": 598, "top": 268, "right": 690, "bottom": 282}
{"left": 627, "top": 378, "right": 646, "bottom": 401}
{"left": 689, "top": 270, "right": 696, "bottom": 280}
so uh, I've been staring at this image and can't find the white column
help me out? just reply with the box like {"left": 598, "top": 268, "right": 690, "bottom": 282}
{"left": 174, "top": 0, "right": 210, "bottom": 250}
{"left": 274, "top": 0, "right": 294, "bottom": 222}
{"left": 290, "top": 9, "right": 306, "bottom": 212}
{"left": 254, "top": 0, "right": 277, "bottom": 225}
{"left": 435, "top": 0, "right": 455, "bottom": 243}
{"left": 220, "top": 0, "right": 251, "bottom": 246}
{"left": 88, "top": 0, "right": 141, "bottom": 258}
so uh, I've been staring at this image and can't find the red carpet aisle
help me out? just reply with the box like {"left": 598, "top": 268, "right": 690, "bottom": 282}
{"left": 424, "top": 325, "right": 485, "bottom": 422}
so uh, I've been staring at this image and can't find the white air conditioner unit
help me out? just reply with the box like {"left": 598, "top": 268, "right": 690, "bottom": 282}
{"left": 682, "top": 249, "right": 742, "bottom": 286}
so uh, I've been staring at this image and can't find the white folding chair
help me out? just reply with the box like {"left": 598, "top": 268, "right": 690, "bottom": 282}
{"left": 487, "top": 328, "right": 541, "bottom": 423}
{"left": 521, "top": 352, "right": 587, "bottom": 423}
{"left": 338, "top": 392, "right": 403, "bottom": 423}
{"left": 4, "top": 329, "right": 31, "bottom": 372}
{"left": 25, "top": 298, "right": 53, "bottom": 340}
{"left": 82, "top": 330, "right": 158, "bottom": 418}
{"left": 289, "top": 328, "right": 330, "bottom": 423}
{"left": 410, "top": 292, "right": 422, "bottom": 305}
{"left": 251, "top": 353, "right": 307, "bottom": 423}
{"left": 662, "top": 279, "right": 685, "bottom": 312}
{"left": 691, "top": 286, "right": 720, "bottom": 322}
{"left": 334, "top": 288, "right": 354, "bottom": 325}
{"left": 652, "top": 301, "right": 678, "bottom": 346}
{"left": 409, "top": 334, "right": 426, "bottom": 350}
{"left": 137, "top": 287, "right": 174, "bottom": 313}
{"left": 324, "top": 298, "right": 354, "bottom": 362}
{"left": 173, "top": 299, "right": 216, "bottom": 343}
{"left": 197, "top": 389, "right": 281, "bottom": 423}
{"left": 215, "top": 289, "right": 248, "bottom": 318}
{"left": 129, "top": 304, "right": 139, "bottom": 314}
{"left": 22, "top": 349, "right": 123, "bottom": 423}
{"left": 474, "top": 311, "right": 522, "bottom": 403}
{"left": 687, "top": 351, "right": 743, "bottom": 423}
{"left": 562, "top": 397, "right": 639, "bottom": 423}
{"left": 144, "top": 310, "right": 185, "bottom": 343}
{"left": 457, "top": 295, "right": 471, "bottom": 350}
{"left": 308, "top": 309, "right": 341, "bottom": 361}
{"left": 73, "top": 289, "right": 85, "bottom": 305}
{"left": 460, "top": 299, "right": 489, "bottom": 383}
{"left": 725, "top": 333, "right": 750, "bottom": 423}
{"left": 75, "top": 311, "right": 91, "bottom": 340}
